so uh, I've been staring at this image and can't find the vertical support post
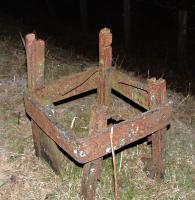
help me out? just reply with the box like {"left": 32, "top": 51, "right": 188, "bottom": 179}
{"left": 25, "top": 33, "right": 45, "bottom": 91}
{"left": 25, "top": 33, "right": 46, "bottom": 158}
{"left": 25, "top": 34, "right": 66, "bottom": 177}
{"left": 147, "top": 78, "right": 167, "bottom": 180}
{"left": 82, "top": 28, "right": 111, "bottom": 199}
{"left": 97, "top": 28, "right": 112, "bottom": 106}
{"left": 25, "top": 33, "right": 35, "bottom": 91}
{"left": 82, "top": 104, "right": 108, "bottom": 200}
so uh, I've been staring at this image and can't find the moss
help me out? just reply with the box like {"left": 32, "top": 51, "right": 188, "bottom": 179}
{"left": 44, "top": 193, "right": 58, "bottom": 200}
{"left": 122, "top": 189, "right": 137, "bottom": 200}
{"left": 42, "top": 176, "right": 52, "bottom": 182}
{"left": 56, "top": 95, "right": 95, "bottom": 138}
{"left": 8, "top": 137, "right": 31, "bottom": 155}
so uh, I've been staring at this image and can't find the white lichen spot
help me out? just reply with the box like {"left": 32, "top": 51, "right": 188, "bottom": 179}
{"left": 79, "top": 151, "right": 86, "bottom": 158}
{"left": 120, "top": 138, "right": 126, "bottom": 146}
{"left": 74, "top": 149, "right": 78, "bottom": 155}
{"left": 106, "top": 146, "right": 111, "bottom": 153}
{"left": 90, "top": 168, "right": 95, "bottom": 173}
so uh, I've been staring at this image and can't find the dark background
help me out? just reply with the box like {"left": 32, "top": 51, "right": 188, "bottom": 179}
{"left": 0, "top": 0, "right": 195, "bottom": 93}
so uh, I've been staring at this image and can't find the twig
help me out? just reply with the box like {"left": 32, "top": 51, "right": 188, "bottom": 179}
{"left": 147, "top": 68, "right": 150, "bottom": 79}
{"left": 70, "top": 117, "right": 78, "bottom": 129}
{"left": 110, "top": 127, "right": 118, "bottom": 200}
{"left": 177, "top": 94, "right": 190, "bottom": 106}
{"left": 17, "top": 112, "right": 21, "bottom": 125}
{"left": 19, "top": 32, "right": 25, "bottom": 48}
{"left": 118, "top": 151, "right": 123, "bottom": 174}
{"left": 113, "top": 54, "right": 119, "bottom": 67}
{"left": 136, "top": 144, "right": 139, "bottom": 155}
{"left": 119, "top": 55, "right": 125, "bottom": 68}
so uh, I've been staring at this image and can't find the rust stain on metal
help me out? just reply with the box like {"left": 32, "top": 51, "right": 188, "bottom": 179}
{"left": 36, "top": 68, "right": 99, "bottom": 103}
{"left": 147, "top": 77, "right": 167, "bottom": 180}
{"left": 99, "top": 28, "right": 112, "bottom": 67}
{"left": 82, "top": 104, "right": 107, "bottom": 200}
{"left": 24, "top": 28, "right": 171, "bottom": 199}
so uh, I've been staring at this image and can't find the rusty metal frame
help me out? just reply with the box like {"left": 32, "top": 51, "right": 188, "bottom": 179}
{"left": 24, "top": 28, "right": 171, "bottom": 199}
{"left": 24, "top": 92, "right": 171, "bottom": 163}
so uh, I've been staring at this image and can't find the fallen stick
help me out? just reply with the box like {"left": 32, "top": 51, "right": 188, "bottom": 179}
{"left": 110, "top": 126, "right": 118, "bottom": 200}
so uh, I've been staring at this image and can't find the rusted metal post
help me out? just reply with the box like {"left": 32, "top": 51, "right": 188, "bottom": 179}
{"left": 82, "top": 104, "right": 108, "bottom": 200}
{"left": 82, "top": 28, "right": 112, "bottom": 199}
{"left": 25, "top": 33, "right": 35, "bottom": 91}
{"left": 147, "top": 78, "right": 167, "bottom": 180}
{"left": 25, "top": 34, "right": 66, "bottom": 177}
{"left": 25, "top": 34, "right": 45, "bottom": 91}
{"left": 25, "top": 33, "right": 45, "bottom": 158}
{"left": 97, "top": 28, "right": 112, "bottom": 105}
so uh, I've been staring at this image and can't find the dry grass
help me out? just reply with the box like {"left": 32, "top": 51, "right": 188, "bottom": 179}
{"left": 0, "top": 17, "right": 195, "bottom": 200}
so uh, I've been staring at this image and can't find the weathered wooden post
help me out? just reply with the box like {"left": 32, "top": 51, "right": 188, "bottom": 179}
{"left": 147, "top": 78, "right": 167, "bottom": 180}
{"left": 25, "top": 34, "right": 66, "bottom": 176}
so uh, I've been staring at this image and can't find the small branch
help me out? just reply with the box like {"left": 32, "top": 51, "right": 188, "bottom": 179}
{"left": 110, "top": 127, "right": 118, "bottom": 200}
{"left": 70, "top": 117, "right": 78, "bottom": 129}
{"left": 177, "top": 93, "right": 190, "bottom": 106}
{"left": 60, "top": 69, "right": 99, "bottom": 96}
{"left": 17, "top": 112, "right": 21, "bottom": 125}
{"left": 118, "top": 151, "right": 123, "bottom": 174}
{"left": 19, "top": 32, "right": 25, "bottom": 48}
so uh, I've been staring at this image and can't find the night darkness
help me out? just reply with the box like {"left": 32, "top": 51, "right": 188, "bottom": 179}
{"left": 0, "top": 0, "right": 195, "bottom": 93}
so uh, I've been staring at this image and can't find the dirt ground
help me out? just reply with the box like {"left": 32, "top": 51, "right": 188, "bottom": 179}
{"left": 0, "top": 19, "right": 195, "bottom": 200}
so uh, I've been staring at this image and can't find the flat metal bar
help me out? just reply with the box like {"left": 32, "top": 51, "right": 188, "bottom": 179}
{"left": 111, "top": 69, "right": 148, "bottom": 91}
{"left": 24, "top": 92, "right": 84, "bottom": 162}
{"left": 78, "top": 104, "right": 171, "bottom": 163}
{"left": 36, "top": 68, "right": 99, "bottom": 103}
{"left": 24, "top": 91, "right": 171, "bottom": 164}
{"left": 111, "top": 69, "right": 149, "bottom": 109}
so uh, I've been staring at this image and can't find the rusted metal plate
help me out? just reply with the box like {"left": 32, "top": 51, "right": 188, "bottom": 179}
{"left": 31, "top": 120, "right": 43, "bottom": 157}
{"left": 32, "top": 120, "right": 67, "bottom": 175}
{"left": 24, "top": 92, "right": 82, "bottom": 162}
{"left": 111, "top": 69, "right": 149, "bottom": 109}
{"left": 78, "top": 104, "right": 171, "bottom": 163}
{"left": 36, "top": 68, "right": 99, "bottom": 103}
